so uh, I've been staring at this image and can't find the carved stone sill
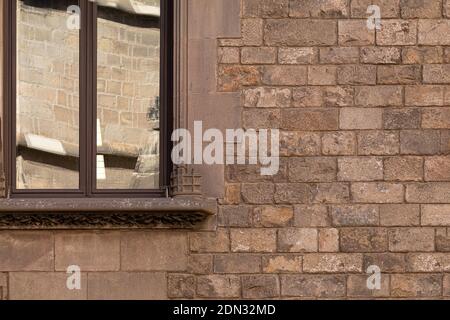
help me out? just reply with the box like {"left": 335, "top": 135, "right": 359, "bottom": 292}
{"left": 0, "top": 197, "right": 216, "bottom": 229}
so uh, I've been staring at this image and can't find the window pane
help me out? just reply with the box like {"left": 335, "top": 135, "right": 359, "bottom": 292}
{"left": 16, "top": 0, "right": 80, "bottom": 189}
{"left": 96, "top": 0, "right": 160, "bottom": 189}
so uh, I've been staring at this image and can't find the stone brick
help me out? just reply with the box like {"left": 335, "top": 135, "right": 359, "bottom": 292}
{"left": 340, "top": 228, "right": 388, "bottom": 252}
{"left": 253, "top": 206, "right": 294, "bottom": 227}
{"left": 242, "top": 275, "right": 280, "bottom": 298}
{"left": 337, "top": 65, "right": 376, "bottom": 85}
{"left": 294, "top": 205, "right": 331, "bottom": 227}
{"left": 292, "top": 87, "right": 323, "bottom": 107}
{"left": 282, "top": 109, "right": 339, "bottom": 131}
{"left": 400, "top": 130, "right": 441, "bottom": 155}
{"left": 168, "top": 275, "right": 195, "bottom": 299}
{"left": 418, "top": 20, "right": 450, "bottom": 45}
{"left": 303, "top": 253, "right": 362, "bottom": 273}
{"left": 383, "top": 108, "right": 421, "bottom": 129}
{"left": 218, "top": 47, "right": 240, "bottom": 64}
{"left": 340, "top": 108, "right": 383, "bottom": 130}
{"left": 219, "top": 205, "right": 250, "bottom": 230}
{"left": 405, "top": 85, "right": 444, "bottom": 106}
{"left": 319, "top": 228, "right": 339, "bottom": 252}
{"left": 218, "top": 65, "right": 260, "bottom": 91}
{"left": 188, "top": 255, "right": 213, "bottom": 275}
{"left": 280, "top": 131, "right": 321, "bottom": 156}
{"left": 243, "top": 87, "right": 291, "bottom": 108}
{"left": 322, "top": 132, "right": 356, "bottom": 156}
{"left": 262, "top": 66, "right": 307, "bottom": 85}
{"left": 275, "top": 183, "right": 311, "bottom": 204}
{"left": 190, "top": 229, "right": 229, "bottom": 253}
{"left": 442, "top": 130, "right": 450, "bottom": 154}
{"left": 355, "top": 86, "right": 403, "bottom": 107}
{"left": 241, "top": 183, "right": 274, "bottom": 204}
{"left": 331, "top": 205, "right": 379, "bottom": 226}
{"left": 262, "top": 255, "right": 302, "bottom": 273}
{"left": 358, "top": 131, "right": 400, "bottom": 155}
{"left": 197, "top": 275, "right": 241, "bottom": 298}
{"left": 289, "top": 0, "right": 349, "bottom": 18}
{"left": 242, "top": 0, "right": 289, "bottom": 18}
{"left": 55, "top": 232, "right": 120, "bottom": 272}
{"left": 377, "top": 65, "right": 421, "bottom": 84}
{"left": 347, "top": 275, "right": 390, "bottom": 298}
{"left": 360, "top": 47, "right": 401, "bottom": 64}
{"left": 323, "top": 86, "right": 355, "bottom": 107}
{"left": 279, "top": 47, "right": 318, "bottom": 64}
{"left": 363, "top": 253, "right": 407, "bottom": 272}
{"left": 281, "top": 275, "right": 346, "bottom": 298}
{"left": 424, "top": 65, "right": 450, "bottom": 84}
{"left": 402, "top": 46, "right": 443, "bottom": 64}
{"left": 423, "top": 108, "right": 450, "bottom": 129}
{"left": 384, "top": 156, "right": 424, "bottom": 181}
{"left": 9, "top": 272, "right": 87, "bottom": 300}
{"left": 243, "top": 108, "right": 281, "bottom": 129}
{"left": 121, "top": 232, "right": 188, "bottom": 271}
{"left": 422, "top": 205, "right": 450, "bottom": 226}
{"left": 425, "top": 156, "right": 450, "bottom": 181}
{"left": 222, "top": 184, "right": 241, "bottom": 205}
{"left": 319, "top": 47, "right": 359, "bottom": 64}
{"left": 351, "top": 183, "right": 404, "bottom": 203}
{"left": 389, "top": 228, "right": 435, "bottom": 252}
{"left": 241, "top": 47, "right": 277, "bottom": 64}
{"left": 436, "top": 228, "right": 450, "bottom": 251}
{"left": 311, "top": 183, "right": 351, "bottom": 204}
{"left": 242, "top": 18, "right": 264, "bottom": 45}
{"left": 337, "top": 157, "right": 383, "bottom": 182}
{"left": 446, "top": 0, "right": 450, "bottom": 17}
{"left": 0, "top": 232, "right": 53, "bottom": 271}
{"left": 338, "top": 20, "right": 375, "bottom": 46}
{"left": 350, "top": 0, "right": 400, "bottom": 18}
{"left": 230, "top": 229, "right": 277, "bottom": 252}
{"left": 391, "top": 274, "right": 442, "bottom": 297}
{"left": 308, "top": 66, "right": 337, "bottom": 85}
{"left": 264, "top": 19, "right": 337, "bottom": 46}
{"left": 214, "top": 255, "right": 261, "bottom": 273}
{"left": 380, "top": 204, "right": 420, "bottom": 226}
{"left": 407, "top": 183, "right": 450, "bottom": 203}
{"left": 406, "top": 253, "right": 450, "bottom": 272}
{"left": 277, "top": 228, "right": 318, "bottom": 252}
{"left": 289, "top": 157, "right": 337, "bottom": 182}
{"left": 400, "top": 0, "right": 442, "bottom": 18}
{"left": 377, "top": 20, "right": 417, "bottom": 45}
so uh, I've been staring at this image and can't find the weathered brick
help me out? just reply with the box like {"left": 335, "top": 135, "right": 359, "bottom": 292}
{"left": 242, "top": 275, "right": 279, "bottom": 298}
{"left": 418, "top": 20, "right": 450, "bottom": 45}
{"left": 262, "top": 255, "right": 302, "bottom": 273}
{"left": 406, "top": 253, "right": 450, "bottom": 272}
{"left": 294, "top": 205, "right": 331, "bottom": 227}
{"left": 377, "top": 65, "right": 421, "bottom": 84}
{"left": 230, "top": 229, "right": 277, "bottom": 252}
{"left": 422, "top": 205, "right": 450, "bottom": 226}
{"left": 351, "top": 0, "right": 400, "bottom": 18}
{"left": 281, "top": 275, "right": 346, "bottom": 297}
{"left": 340, "top": 228, "right": 388, "bottom": 252}
{"left": 423, "top": 108, "right": 450, "bottom": 129}
{"left": 190, "top": 229, "right": 229, "bottom": 253}
{"left": 214, "top": 255, "right": 261, "bottom": 273}
{"left": 303, "top": 253, "right": 363, "bottom": 273}
{"left": 282, "top": 109, "right": 339, "bottom": 131}
{"left": 377, "top": 20, "right": 417, "bottom": 45}
{"left": 241, "top": 183, "right": 274, "bottom": 204}
{"left": 319, "top": 47, "right": 359, "bottom": 64}
{"left": 384, "top": 156, "right": 424, "bottom": 181}
{"left": 219, "top": 206, "right": 252, "bottom": 227}
{"left": 168, "top": 275, "right": 195, "bottom": 299}
{"left": 337, "top": 157, "right": 383, "bottom": 182}
{"left": 407, "top": 183, "right": 450, "bottom": 203}
{"left": 388, "top": 228, "right": 435, "bottom": 252}
{"left": 308, "top": 66, "right": 337, "bottom": 85}
{"left": 241, "top": 47, "right": 277, "bottom": 64}
{"left": 242, "top": 18, "right": 264, "bottom": 45}
{"left": 383, "top": 108, "right": 421, "bottom": 129}
{"left": 292, "top": 87, "right": 323, "bottom": 107}
{"left": 262, "top": 66, "right": 307, "bottom": 85}
{"left": 222, "top": 184, "right": 241, "bottom": 205}
{"left": 425, "top": 156, "right": 450, "bottom": 181}
{"left": 242, "top": 0, "right": 289, "bottom": 18}
{"left": 347, "top": 275, "right": 390, "bottom": 297}
{"left": 363, "top": 253, "right": 407, "bottom": 272}
{"left": 436, "top": 228, "right": 450, "bottom": 251}
{"left": 380, "top": 204, "right": 420, "bottom": 226}
{"left": 423, "top": 65, "right": 450, "bottom": 84}
{"left": 331, "top": 205, "right": 379, "bottom": 226}
{"left": 218, "top": 65, "right": 260, "bottom": 91}
{"left": 277, "top": 228, "right": 318, "bottom": 252}
{"left": 322, "top": 131, "right": 356, "bottom": 156}
{"left": 338, "top": 20, "right": 375, "bottom": 46}
{"left": 351, "top": 183, "right": 404, "bottom": 203}
{"left": 323, "top": 86, "right": 354, "bottom": 106}
{"left": 360, "top": 47, "right": 401, "bottom": 64}
{"left": 197, "top": 275, "right": 241, "bottom": 298}
{"left": 289, "top": 157, "right": 337, "bottom": 182}
{"left": 264, "top": 19, "right": 337, "bottom": 46}
{"left": 243, "top": 87, "right": 291, "bottom": 108}
{"left": 391, "top": 274, "right": 442, "bottom": 297}
{"left": 400, "top": 130, "right": 441, "bottom": 155}
{"left": 275, "top": 183, "right": 311, "bottom": 204}
{"left": 340, "top": 108, "right": 383, "bottom": 130}
{"left": 400, "top": 0, "right": 442, "bottom": 18}
{"left": 253, "top": 206, "right": 294, "bottom": 227}
{"left": 243, "top": 109, "right": 281, "bottom": 129}
{"left": 405, "top": 85, "right": 444, "bottom": 106}
{"left": 337, "top": 65, "right": 376, "bottom": 85}
{"left": 402, "top": 46, "right": 443, "bottom": 64}
{"left": 355, "top": 86, "right": 403, "bottom": 107}
{"left": 319, "top": 228, "right": 339, "bottom": 252}
{"left": 358, "top": 131, "right": 399, "bottom": 155}
{"left": 218, "top": 47, "right": 240, "bottom": 64}
{"left": 311, "top": 183, "right": 351, "bottom": 204}
{"left": 188, "top": 255, "right": 213, "bottom": 275}
{"left": 280, "top": 131, "right": 321, "bottom": 156}
{"left": 278, "top": 47, "right": 318, "bottom": 64}
{"left": 290, "top": 0, "right": 349, "bottom": 18}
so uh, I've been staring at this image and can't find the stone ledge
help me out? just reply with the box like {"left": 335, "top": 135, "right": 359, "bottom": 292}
{"left": 0, "top": 197, "right": 216, "bottom": 229}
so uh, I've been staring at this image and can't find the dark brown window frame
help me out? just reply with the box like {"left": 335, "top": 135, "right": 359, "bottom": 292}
{"left": 2, "top": 0, "right": 173, "bottom": 199}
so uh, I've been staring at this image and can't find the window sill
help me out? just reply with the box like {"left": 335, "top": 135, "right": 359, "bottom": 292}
{"left": 0, "top": 197, "right": 216, "bottom": 229}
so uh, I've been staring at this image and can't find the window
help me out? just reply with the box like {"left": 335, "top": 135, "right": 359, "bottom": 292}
{"left": 3, "top": 0, "right": 172, "bottom": 198}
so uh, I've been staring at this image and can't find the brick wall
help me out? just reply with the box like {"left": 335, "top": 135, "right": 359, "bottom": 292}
{"left": 2, "top": 0, "right": 450, "bottom": 300}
